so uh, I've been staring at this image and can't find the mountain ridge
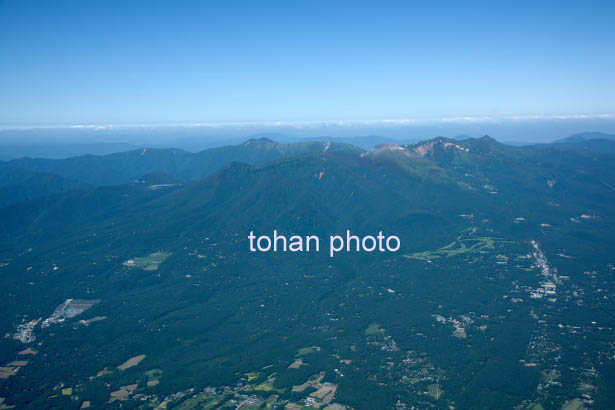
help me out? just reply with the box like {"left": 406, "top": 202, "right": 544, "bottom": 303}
{"left": 5, "top": 138, "right": 364, "bottom": 187}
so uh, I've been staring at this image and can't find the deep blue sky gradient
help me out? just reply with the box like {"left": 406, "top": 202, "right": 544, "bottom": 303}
{"left": 1, "top": 0, "right": 614, "bottom": 126}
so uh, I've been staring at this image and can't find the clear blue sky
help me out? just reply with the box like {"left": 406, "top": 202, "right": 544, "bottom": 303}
{"left": 1, "top": 0, "right": 614, "bottom": 126}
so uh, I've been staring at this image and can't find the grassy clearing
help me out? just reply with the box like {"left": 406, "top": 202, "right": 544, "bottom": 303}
{"left": 245, "top": 372, "right": 260, "bottom": 382}
{"left": 123, "top": 251, "right": 171, "bottom": 271}
{"left": 578, "top": 382, "right": 595, "bottom": 392}
{"left": 172, "top": 392, "right": 227, "bottom": 410}
{"left": 117, "top": 354, "right": 146, "bottom": 371}
{"left": 404, "top": 227, "right": 497, "bottom": 260}
{"left": 297, "top": 347, "right": 315, "bottom": 356}
{"left": 452, "top": 327, "right": 467, "bottom": 339}
{"left": 426, "top": 383, "right": 440, "bottom": 399}
{"left": 541, "top": 369, "right": 561, "bottom": 383}
{"left": 264, "top": 395, "right": 283, "bottom": 408}
{"left": 144, "top": 368, "right": 163, "bottom": 381}
{"left": 79, "top": 316, "right": 107, "bottom": 326}
{"left": 288, "top": 358, "right": 305, "bottom": 369}
{"left": 96, "top": 368, "right": 114, "bottom": 377}
{"left": 253, "top": 381, "right": 284, "bottom": 393}
{"left": 561, "top": 399, "right": 584, "bottom": 410}
{"left": 365, "top": 323, "right": 381, "bottom": 336}
{"left": 309, "top": 384, "right": 337, "bottom": 404}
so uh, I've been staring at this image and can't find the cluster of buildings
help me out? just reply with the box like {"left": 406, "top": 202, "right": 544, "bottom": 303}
{"left": 10, "top": 318, "right": 40, "bottom": 343}
{"left": 529, "top": 281, "right": 557, "bottom": 300}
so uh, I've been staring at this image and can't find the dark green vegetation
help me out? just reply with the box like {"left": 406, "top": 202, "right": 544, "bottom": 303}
{"left": 0, "top": 162, "right": 89, "bottom": 208}
{"left": 6, "top": 138, "right": 363, "bottom": 186}
{"left": 0, "top": 142, "right": 139, "bottom": 161}
{"left": 1, "top": 136, "right": 615, "bottom": 409}
{"left": 534, "top": 132, "right": 615, "bottom": 154}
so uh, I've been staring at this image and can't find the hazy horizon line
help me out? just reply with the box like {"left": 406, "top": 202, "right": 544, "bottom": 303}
{"left": 1, "top": 113, "right": 615, "bottom": 131}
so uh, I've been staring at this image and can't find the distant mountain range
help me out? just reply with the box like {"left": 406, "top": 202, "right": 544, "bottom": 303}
{"left": 2, "top": 133, "right": 615, "bottom": 209}
{"left": 3, "top": 134, "right": 613, "bottom": 241}
{"left": 0, "top": 142, "right": 140, "bottom": 160}
{"left": 532, "top": 131, "right": 615, "bottom": 154}
{"left": 554, "top": 131, "right": 615, "bottom": 143}
{"left": 296, "top": 135, "right": 419, "bottom": 149}
{"left": 1, "top": 130, "right": 614, "bottom": 161}
{"left": 5, "top": 138, "right": 363, "bottom": 187}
